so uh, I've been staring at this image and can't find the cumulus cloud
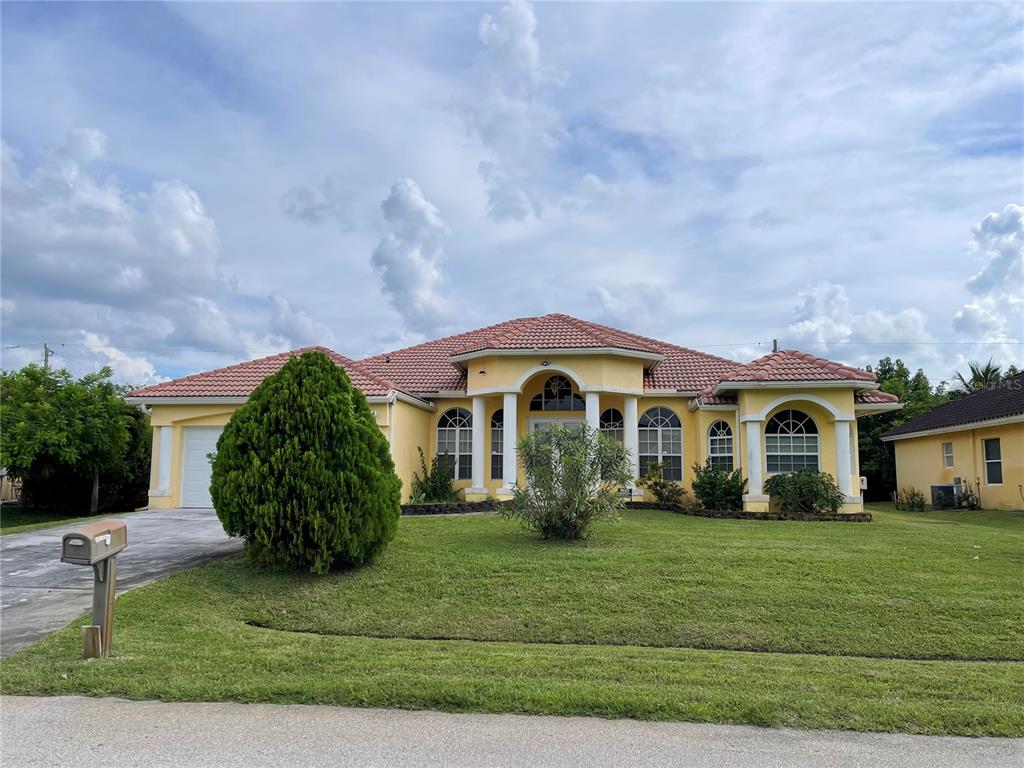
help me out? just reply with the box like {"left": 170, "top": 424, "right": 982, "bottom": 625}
{"left": 478, "top": 0, "right": 543, "bottom": 93}
{"left": 280, "top": 174, "right": 354, "bottom": 227}
{"left": 784, "top": 281, "right": 937, "bottom": 367}
{"left": 81, "top": 331, "right": 164, "bottom": 386}
{"left": 587, "top": 284, "right": 668, "bottom": 331}
{"left": 370, "top": 178, "right": 453, "bottom": 336}
{"left": 478, "top": 160, "right": 536, "bottom": 221}
{"left": 269, "top": 293, "right": 336, "bottom": 347}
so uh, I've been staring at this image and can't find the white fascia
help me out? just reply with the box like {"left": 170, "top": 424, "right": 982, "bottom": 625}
{"left": 881, "top": 414, "right": 1024, "bottom": 442}
{"left": 125, "top": 396, "right": 249, "bottom": 405}
{"left": 448, "top": 347, "right": 664, "bottom": 366}
{"left": 854, "top": 402, "right": 903, "bottom": 416}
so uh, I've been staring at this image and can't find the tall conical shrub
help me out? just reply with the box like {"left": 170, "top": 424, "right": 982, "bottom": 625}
{"left": 210, "top": 351, "right": 401, "bottom": 574}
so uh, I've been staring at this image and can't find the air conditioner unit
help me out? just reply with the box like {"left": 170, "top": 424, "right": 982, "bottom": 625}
{"left": 930, "top": 484, "right": 957, "bottom": 509}
{"left": 859, "top": 476, "right": 868, "bottom": 490}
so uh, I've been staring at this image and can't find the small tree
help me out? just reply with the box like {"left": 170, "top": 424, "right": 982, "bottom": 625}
{"left": 210, "top": 351, "right": 401, "bottom": 574}
{"left": 764, "top": 470, "right": 845, "bottom": 515}
{"left": 691, "top": 460, "right": 746, "bottom": 511}
{"left": 410, "top": 447, "right": 458, "bottom": 503}
{"left": 500, "top": 424, "right": 631, "bottom": 540}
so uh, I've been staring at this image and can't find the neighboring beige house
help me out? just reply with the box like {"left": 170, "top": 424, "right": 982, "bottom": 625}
{"left": 127, "top": 313, "right": 900, "bottom": 512}
{"left": 883, "top": 374, "right": 1024, "bottom": 510}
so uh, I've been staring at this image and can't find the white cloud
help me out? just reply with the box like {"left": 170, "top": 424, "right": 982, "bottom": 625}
{"left": 280, "top": 174, "right": 354, "bottom": 228}
{"left": 81, "top": 331, "right": 164, "bottom": 386}
{"left": 965, "top": 204, "right": 1023, "bottom": 295}
{"left": 269, "top": 293, "right": 336, "bottom": 348}
{"left": 61, "top": 128, "right": 108, "bottom": 164}
{"left": 478, "top": 0, "right": 543, "bottom": 93}
{"left": 587, "top": 284, "right": 667, "bottom": 331}
{"left": 370, "top": 178, "right": 453, "bottom": 336}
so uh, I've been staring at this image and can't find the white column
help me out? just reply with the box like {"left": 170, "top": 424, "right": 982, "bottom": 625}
{"left": 470, "top": 396, "right": 486, "bottom": 493}
{"left": 835, "top": 419, "right": 854, "bottom": 498}
{"left": 501, "top": 392, "right": 518, "bottom": 493}
{"left": 157, "top": 426, "right": 172, "bottom": 493}
{"left": 624, "top": 395, "right": 639, "bottom": 486}
{"left": 745, "top": 420, "right": 763, "bottom": 496}
{"left": 585, "top": 392, "right": 601, "bottom": 432}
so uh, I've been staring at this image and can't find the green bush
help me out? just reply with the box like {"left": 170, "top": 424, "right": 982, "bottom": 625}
{"left": 501, "top": 424, "right": 631, "bottom": 539}
{"left": 691, "top": 460, "right": 746, "bottom": 511}
{"left": 410, "top": 447, "right": 459, "bottom": 503}
{"left": 957, "top": 481, "right": 981, "bottom": 510}
{"left": 895, "top": 486, "right": 927, "bottom": 512}
{"left": 636, "top": 461, "right": 685, "bottom": 505}
{"left": 764, "top": 470, "right": 845, "bottom": 515}
{"left": 210, "top": 351, "right": 401, "bottom": 574}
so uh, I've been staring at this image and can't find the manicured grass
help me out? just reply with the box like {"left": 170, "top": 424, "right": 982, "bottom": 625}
{"left": 2, "top": 506, "right": 1022, "bottom": 735}
{"left": 0, "top": 504, "right": 104, "bottom": 536}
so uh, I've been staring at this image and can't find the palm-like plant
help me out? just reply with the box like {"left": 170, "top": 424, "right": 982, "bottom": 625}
{"left": 952, "top": 359, "right": 1002, "bottom": 396}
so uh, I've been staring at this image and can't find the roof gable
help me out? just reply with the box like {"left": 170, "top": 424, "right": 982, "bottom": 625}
{"left": 127, "top": 346, "right": 395, "bottom": 400}
{"left": 883, "top": 374, "right": 1024, "bottom": 439}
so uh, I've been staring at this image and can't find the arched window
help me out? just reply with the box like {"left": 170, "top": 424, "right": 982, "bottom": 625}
{"left": 437, "top": 408, "right": 472, "bottom": 480}
{"left": 491, "top": 409, "right": 504, "bottom": 480}
{"left": 638, "top": 407, "right": 682, "bottom": 481}
{"left": 765, "top": 409, "right": 819, "bottom": 473}
{"left": 708, "top": 420, "right": 733, "bottom": 471}
{"left": 600, "top": 408, "right": 624, "bottom": 443}
{"left": 530, "top": 375, "right": 585, "bottom": 412}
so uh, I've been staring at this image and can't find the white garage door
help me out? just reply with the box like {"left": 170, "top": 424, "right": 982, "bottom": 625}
{"left": 181, "top": 427, "right": 223, "bottom": 508}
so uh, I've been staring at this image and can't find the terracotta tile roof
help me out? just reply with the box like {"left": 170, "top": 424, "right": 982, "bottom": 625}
{"left": 855, "top": 389, "right": 900, "bottom": 405}
{"left": 714, "top": 349, "right": 877, "bottom": 387}
{"left": 127, "top": 347, "right": 395, "bottom": 399}
{"left": 358, "top": 313, "right": 740, "bottom": 394}
{"left": 883, "top": 374, "right": 1024, "bottom": 439}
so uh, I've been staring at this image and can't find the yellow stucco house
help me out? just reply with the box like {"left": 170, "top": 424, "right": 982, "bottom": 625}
{"left": 127, "top": 313, "right": 901, "bottom": 513}
{"left": 882, "top": 374, "right": 1024, "bottom": 510}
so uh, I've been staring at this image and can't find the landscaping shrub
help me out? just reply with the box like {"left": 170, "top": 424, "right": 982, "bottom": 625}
{"left": 764, "top": 470, "right": 845, "bottom": 515}
{"left": 691, "top": 460, "right": 746, "bottom": 511}
{"left": 410, "top": 447, "right": 459, "bottom": 503}
{"left": 636, "top": 461, "right": 686, "bottom": 505}
{"left": 957, "top": 481, "right": 981, "bottom": 510}
{"left": 501, "top": 424, "right": 631, "bottom": 539}
{"left": 210, "top": 351, "right": 401, "bottom": 574}
{"left": 894, "top": 486, "right": 927, "bottom": 512}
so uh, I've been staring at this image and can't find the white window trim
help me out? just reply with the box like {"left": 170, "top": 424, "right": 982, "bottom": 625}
{"left": 437, "top": 408, "right": 473, "bottom": 481}
{"left": 982, "top": 438, "right": 1003, "bottom": 486}
{"left": 764, "top": 410, "right": 820, "bottom": 475}
{"left": 638, "top": 408, "right": 683, "bottom": 482}
{"left": 942, "top": 441, "right": 954, "bottom": 469}
{"left": 708, "top": 420, "right": 734, "bottom": 471}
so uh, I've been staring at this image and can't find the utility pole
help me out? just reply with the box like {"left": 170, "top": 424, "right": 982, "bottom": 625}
{"left": 43, "top": 343, "right": 53, "bottom": 370}
{"left": 772, "top": 339, "right": 779, "bottom": 353}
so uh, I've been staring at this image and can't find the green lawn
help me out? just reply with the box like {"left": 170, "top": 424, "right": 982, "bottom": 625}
{"left": 2, "top": 505, "right": 1022, "bottom": 735}
{"left": 0, "top": 504, "right": 104, "bottom": 536}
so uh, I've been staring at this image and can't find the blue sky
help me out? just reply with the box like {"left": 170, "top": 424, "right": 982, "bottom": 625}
{"left": 2, "top": 1, "right": 1021, "bottom": 385}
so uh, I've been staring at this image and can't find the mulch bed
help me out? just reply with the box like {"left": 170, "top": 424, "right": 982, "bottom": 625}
{"left": 401, "top": 500, "right": 508, "bottom": 516}
{"left": 625, "top": 501, "right": 872, "bottom": 522}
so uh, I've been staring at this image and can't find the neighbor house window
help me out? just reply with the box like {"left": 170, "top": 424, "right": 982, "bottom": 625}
{"left": 600, "top": 408, "right": 624, "bottom": 443}
{"left": 983, "top": 438, "right": 1002, "bottom": 484}
{"left": 708, "top": 420, "right": 734, "bottom": 471}
{"left": 942, "top": 441, "right": 954, "bottom": 468}
{"left": 437, "top": 408, "right": 472, "bottom": 480}
{"left": 765, "top": 409, "right": 819, "bottom": 473}
{"left": 639, "top": 407, "right": 682, "bottom": 481}
{"left": 529, "top": 375, "right": 585, "bottom": 411}
{"left": 491, "top": 409, "right": 504, "bottom": 480}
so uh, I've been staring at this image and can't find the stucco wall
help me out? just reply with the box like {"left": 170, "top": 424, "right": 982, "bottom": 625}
{"left": 893, "top": 421, "right": 1023, "bottom": 510}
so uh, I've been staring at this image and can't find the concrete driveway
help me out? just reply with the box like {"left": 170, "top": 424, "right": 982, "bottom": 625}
{"left": 0, "top": 508, "right": 241, "bottom": 657}
{"left": 2, "top": 697, "right": 1020, "bottom": 768}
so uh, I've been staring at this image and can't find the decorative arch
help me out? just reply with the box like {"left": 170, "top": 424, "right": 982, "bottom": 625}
{"left": 707, "top": 420, "right": 733, "bottom": 471}
{"left": 529, "top": 375, "right": 585, "bottom": 412}
{"left": 513, "top": 364, "right": 586, "bottom": 392}
{"left": 745, "top": 393, "right": 853, "bottom": 422}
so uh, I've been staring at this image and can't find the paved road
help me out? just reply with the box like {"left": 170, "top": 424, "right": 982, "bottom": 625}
{"left": 0, "top": 508, "right": 240, "bottom": 656}
{"left": 1, "top": 697, "right": 1019, "bottom": 768}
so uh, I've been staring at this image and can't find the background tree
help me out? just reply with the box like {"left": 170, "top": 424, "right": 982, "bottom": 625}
{"left": 0, "top": 364, "right": 147, "bottom": 513}
{"left": 210, "top": 351, "right": 401, "bottom": 574}
{"left": 858, "top": 357, "right": 948, "bottom": 501}
{"left": 951, "top": 359, "right": 1003, "bottom": 396}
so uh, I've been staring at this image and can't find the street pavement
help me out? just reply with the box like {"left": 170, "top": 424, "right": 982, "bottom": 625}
{"left": 1, "top": 696, "right": 1020, "bottom": 768}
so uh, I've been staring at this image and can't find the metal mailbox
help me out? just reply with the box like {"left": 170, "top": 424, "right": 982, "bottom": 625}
{"left": 59, "top": 518, "right": 127, "bottom": 658}
{"left": 61, "top": 520, "right": 127, "bottom": 565}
